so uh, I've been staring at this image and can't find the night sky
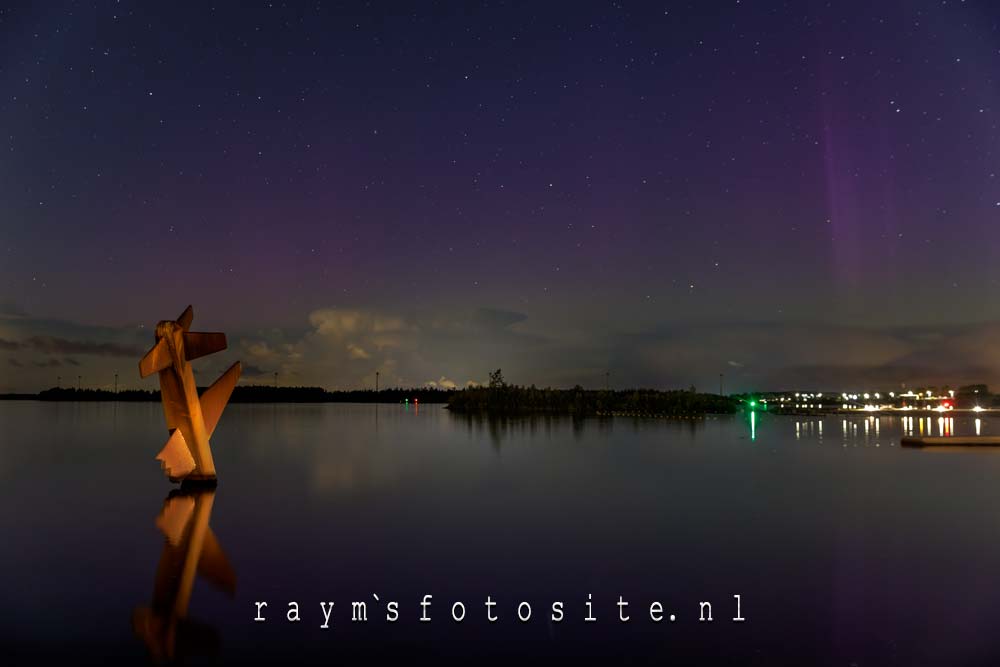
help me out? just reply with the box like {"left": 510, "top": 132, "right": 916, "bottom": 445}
{"left": 4, "top": 0, "right": 1000, "bottom": 392}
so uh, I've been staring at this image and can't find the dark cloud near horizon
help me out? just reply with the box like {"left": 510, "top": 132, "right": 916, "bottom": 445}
{"left": 0, "top": 302, "right": 26, "bottom": 317}
{"left": 26, "top": 335, "right": 144, "bottom": 357}
{"left": 240, "top": 364, "right": 271, "bottom": 378}
{"left": 0, "top": 312, "right": 152, "bottom": 392}
{"left": 606, "top": 321, "right": 1000, "bottom": 392}
{"left": 0, "top": 335, "right": 143, "bottom": 357}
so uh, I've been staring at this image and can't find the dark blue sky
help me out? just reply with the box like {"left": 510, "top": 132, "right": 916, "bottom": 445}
{"left": 4, "top": 1, "right": 1000, "bottom": 392}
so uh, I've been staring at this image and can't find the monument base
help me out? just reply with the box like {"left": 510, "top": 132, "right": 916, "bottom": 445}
{"left": 176, "top": 475, "right": 218, "bottom": 488}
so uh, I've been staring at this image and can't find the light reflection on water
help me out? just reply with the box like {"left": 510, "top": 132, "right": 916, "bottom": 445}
{"left": 4, "top": 402, "right": 1000, "bottom": 663}
{"left": 784, "top": 413, "right": 989, "bottom": 445}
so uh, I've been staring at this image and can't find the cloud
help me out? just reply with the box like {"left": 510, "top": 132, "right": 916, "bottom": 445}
{"left": 0, "top": 335, "right": 143, "bottom": 357}
{"left": 308, "top": 309, "right": 407, "bottom": 339}
{"left": 0, "top": 311, "right": 153, "bottom": 392}
{"left": 471, "top": 308, "right": 528, "bottom": 330}
{"left": 346, "top": 343, "right": 371, "bottom": 360}
{"left": 241, "top": 363, "right": 271, "bottom": 378}
{"left": 0, "top": 301, "right": 26, "bottom": 317}
{"left": 22, "top": 335, "right": 143, "bottom": 357}
{"left": 235, "top": 306, "right": 549, "bottom": 390}
{"left": 425, "top": 376, "right": 458, "bottom": 389}
{"left": 608, "top": 321, "right": 1000, "bottom": 392}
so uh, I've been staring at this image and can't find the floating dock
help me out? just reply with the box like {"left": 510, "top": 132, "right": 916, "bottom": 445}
{"left": 901, "top": 436, "right": 1000, "bottom": 448}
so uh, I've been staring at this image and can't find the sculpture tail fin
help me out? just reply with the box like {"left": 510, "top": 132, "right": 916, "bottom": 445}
{"left": 139, "top": 338, "right": 172, "bottom": 378}
{"left": 177, "top": 305, "right": 194, "bottom": 331}
{"left": 156, "top": 429, "right": 196, "bottom": 481}
{"left": 201, "top": 362, "right": 241, "bottom": 438}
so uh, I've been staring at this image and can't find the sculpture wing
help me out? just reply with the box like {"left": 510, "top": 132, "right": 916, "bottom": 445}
{"left": 183, "top": 332, "right": 227, "bottom": 361}
{"left": 139, "top": 339, "right": 172, "bottom": 378}
{"left": 198, "top": 528, "right": 236, "bottom": 595}
{"left": 201, "top": 362, "right": 241, "bottom": 438}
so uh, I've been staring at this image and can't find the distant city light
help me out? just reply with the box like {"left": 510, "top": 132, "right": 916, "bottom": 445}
{"left": 754, "top": 387, "right": 992, "bottom": 415}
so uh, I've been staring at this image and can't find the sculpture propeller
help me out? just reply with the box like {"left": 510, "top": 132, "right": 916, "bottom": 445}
{"left": 139, "top": 305, "right": 241, "bottom": 483}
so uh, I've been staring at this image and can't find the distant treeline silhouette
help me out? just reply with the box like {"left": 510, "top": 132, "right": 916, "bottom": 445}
{"left": 446, "top": 372, "right": 736, "bottom": 416}
{"left": 8, "top": 380, "right": 736, "bottom": 415}
{"left": 25, "top": 386, "right": 456, "bottom": 403}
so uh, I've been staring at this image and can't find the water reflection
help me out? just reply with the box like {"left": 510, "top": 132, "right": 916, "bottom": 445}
{"left": 133, "top": 486, "right": 235, "bottom": 663}
{"left": 448, "top": 411, "right": 714, "bottom": 449}
{"left": 781, "top": 413, "right": 990, "bottom": 447}
{"left": 8, "top": 403, "right": 1000, "bottom": 663}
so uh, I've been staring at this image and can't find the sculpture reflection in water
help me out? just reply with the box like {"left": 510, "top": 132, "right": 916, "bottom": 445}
{"left": 133, "top": 487, "right": 236, "bottom": 662}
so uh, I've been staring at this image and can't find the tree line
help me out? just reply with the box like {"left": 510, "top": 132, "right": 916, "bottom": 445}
{"left": 26, "top": 386, "right": 456, "bottom": 403}
{"left": 446, "top": 370, "right": 736, "bottom": 416}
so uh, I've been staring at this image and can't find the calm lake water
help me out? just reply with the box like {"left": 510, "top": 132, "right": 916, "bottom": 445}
{"left": 3, "top": 402, "right": 1000, "bottom": 664}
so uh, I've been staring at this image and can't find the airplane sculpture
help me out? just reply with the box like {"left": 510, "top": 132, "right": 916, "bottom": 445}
{"left": 133, "top": 488, "right": 236, "bottom": 662}
{"left": 139, "top": 305, "right": 241, "bottom": 483}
